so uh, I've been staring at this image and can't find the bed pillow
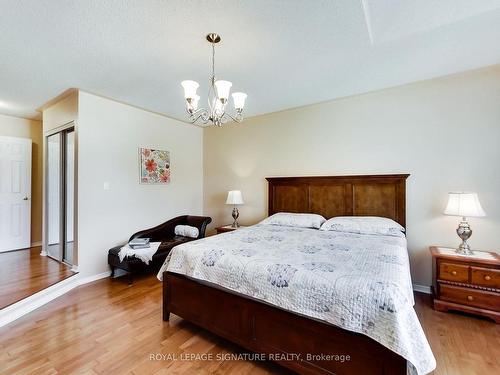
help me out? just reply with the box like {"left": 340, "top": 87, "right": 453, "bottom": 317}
{"left": 259, "top": 212, "right": 326, "bottom": 229}
{"left": 319, "top": 216, "right": 405, "bottom": 237}
{"left": 174, "top": 225, "right": 199, "bottom": 238}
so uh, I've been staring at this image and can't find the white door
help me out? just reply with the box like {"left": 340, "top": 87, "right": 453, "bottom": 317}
{"left": 0, "top": 136, "right": 31, "bottom": 252}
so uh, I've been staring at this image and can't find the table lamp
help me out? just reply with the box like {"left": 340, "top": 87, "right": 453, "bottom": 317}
{"left": 443, "top": 192, "right": 486, "bottom": 255}
{"left": 226, "top": 190, "right": 244, "bottom": 228}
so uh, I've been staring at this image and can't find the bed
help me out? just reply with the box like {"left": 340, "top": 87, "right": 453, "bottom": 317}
{"left": 158, "top": 174, "right": 436, "bottom": 375}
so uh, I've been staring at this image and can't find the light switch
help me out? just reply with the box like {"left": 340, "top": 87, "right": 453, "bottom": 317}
{"left": 103, "top": 182, "right": 110, "bottom": 191}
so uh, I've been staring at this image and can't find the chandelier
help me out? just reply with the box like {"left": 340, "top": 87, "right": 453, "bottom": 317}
{"left": 181, "top": 33, "right": 247, "bottom": 127}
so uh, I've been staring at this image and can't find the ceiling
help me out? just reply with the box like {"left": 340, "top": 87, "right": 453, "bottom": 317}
{"left": 1, "top": 0, "right": 500, "bottom": 121}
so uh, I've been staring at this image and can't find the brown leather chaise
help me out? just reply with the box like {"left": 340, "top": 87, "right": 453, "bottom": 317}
{"left": 108, "top": 215, "right": 211, "bottom": 283}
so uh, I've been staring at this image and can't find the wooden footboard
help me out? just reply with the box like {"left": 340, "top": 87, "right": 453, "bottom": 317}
{"left": 163, "top": 272, "right": 406, "bottom": 375}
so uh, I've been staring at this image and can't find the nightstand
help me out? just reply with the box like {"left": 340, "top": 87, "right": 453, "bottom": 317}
{"left": 215, "top": 225, "right": 245, "bottom": 234}
{"left": 430, "top": 246, "right": 500, "bottom": 323}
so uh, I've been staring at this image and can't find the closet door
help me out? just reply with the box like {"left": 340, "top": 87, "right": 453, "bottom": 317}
{"left": 47, "top": 133, "right": 62, "bottom": 260}
{"left": 46, "top": 127, "right": 75, "bottom": 264}
{"left": 63, "top": 130, "right": 75, "bottom": 265}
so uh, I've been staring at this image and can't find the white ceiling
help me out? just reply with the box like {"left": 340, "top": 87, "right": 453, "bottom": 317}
{"left": 1, "top": 0, "right": 500, "bottom": 120}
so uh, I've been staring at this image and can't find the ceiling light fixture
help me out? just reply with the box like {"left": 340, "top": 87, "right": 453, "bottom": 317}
{"left": 181, "top": 33, "right": 247, "bottom": 127}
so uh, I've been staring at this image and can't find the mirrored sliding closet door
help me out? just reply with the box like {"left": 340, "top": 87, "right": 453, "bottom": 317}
{"left": 46, "top": 126, "right": 75, "bottom": 265}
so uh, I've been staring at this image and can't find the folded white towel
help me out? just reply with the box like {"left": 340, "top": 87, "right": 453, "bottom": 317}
{"left": 118, "top": 241, "right": 161, "bottom": 264}
{"left": 174, "top": 225, "right": 199, "bottom": 238}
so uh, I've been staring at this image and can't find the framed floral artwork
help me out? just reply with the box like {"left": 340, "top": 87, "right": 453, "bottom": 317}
{"left": 139, "top": 148, "right": 170, "bottom": 184}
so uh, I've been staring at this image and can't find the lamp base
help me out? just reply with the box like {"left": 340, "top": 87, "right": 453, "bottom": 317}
{"left": 455, "top": 218, "right": 474, "bottom": 256}
{"left": 231, "top": 207, "right": 240, "bottom": 228}
{"left": 456, "top": 243, "right": 474, "bottom": 256}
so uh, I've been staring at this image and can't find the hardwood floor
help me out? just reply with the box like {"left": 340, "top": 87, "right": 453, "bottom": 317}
{"left": 0, "top": 274, "right": 499, "bottom": 375}
{"left": 414, "top": 292, "right": 500, "bottom": 375}
{"left": 0, "top": 247, "right": 75, "bottom": 309}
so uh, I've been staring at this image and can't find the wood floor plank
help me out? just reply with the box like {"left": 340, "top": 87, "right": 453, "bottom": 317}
{"left": 0, "top": 275, "right": 498, "bottom": 374}
{"left": 414, "top": 292, "right": 500, "bottom": 375}
{"left": 0, "top": 247, "right": 75, "bottom": 309}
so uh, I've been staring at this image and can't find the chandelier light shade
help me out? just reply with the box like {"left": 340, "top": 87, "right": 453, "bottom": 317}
{"left": 232, "top": 92, "right": 247, "bottom": 110}
{"left": 181, "top": 33, "right": 247, "bottom": 127}
{"left": 214, "top": 80, "right": 232, "bottom": 101}
{"left": 181, "top": 80, "right": 199, "bottom": 99}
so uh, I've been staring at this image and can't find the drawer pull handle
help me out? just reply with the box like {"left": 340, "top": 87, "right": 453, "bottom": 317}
{"left": 467, "top": 295, "right": 474, "bottom": 302}
{"left": 451, "top": 271, "right": 457, "bottom": 276}
{"left": 484, "top": 275, "right": 491, "bottom": 281}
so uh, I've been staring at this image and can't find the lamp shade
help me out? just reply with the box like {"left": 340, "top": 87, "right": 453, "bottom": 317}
{"left": 232, "top": 92, "right": 247, "bottom": 110}
{"left": 226, "top": 190, "right": 244, "bottom": 205}
{"left": 215, "top": 80, "right": 232, "bottom": 100}
{"left": 181, "top": 80, "right": 199, "bottom": 99}
{"left": 444, "top": 192, "right": 486, "bottom": 217}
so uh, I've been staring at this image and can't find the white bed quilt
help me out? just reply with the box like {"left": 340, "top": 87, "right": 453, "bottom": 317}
{"left": 157, "top": 225, "right": 436, "bottom": 375}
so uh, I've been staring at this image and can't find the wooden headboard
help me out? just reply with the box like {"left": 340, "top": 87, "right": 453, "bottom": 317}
{"left": 266, "top": 174, "right": 409, "bottom": 228}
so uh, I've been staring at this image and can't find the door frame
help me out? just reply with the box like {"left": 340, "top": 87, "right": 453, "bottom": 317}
{"left": 42, "top": 121, "right": 78, "bottom": 270}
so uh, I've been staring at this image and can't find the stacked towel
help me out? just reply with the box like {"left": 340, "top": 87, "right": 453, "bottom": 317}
{"left": 118, "top": 242, "right": 161, "bottom": 264}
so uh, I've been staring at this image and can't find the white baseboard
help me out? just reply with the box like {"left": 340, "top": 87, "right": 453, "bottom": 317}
{"left": 413, "top": 284, "right": 432, "bottom": 294}
{"left": 0, "top": 271, "right": 111, "bottom": 328}
{"left": 78, "top": 271, "right": 111, "bottom": 285}
{"left": 31, "top": 241, "right": 42, "bottom": 247}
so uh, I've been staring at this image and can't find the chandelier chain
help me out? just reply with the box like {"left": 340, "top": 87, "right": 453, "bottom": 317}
{"left": 211, "top": 42, "right": 215, "bottom": 81}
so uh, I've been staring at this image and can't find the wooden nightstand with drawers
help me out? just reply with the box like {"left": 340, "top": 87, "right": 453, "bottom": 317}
{"left": 430, "top": 246, "right": 500, "bottom": 323}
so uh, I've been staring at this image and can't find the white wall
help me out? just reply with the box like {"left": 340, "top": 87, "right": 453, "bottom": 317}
{"left": 203, "top": 65, "right": 500, "bottom": 287}
{"left": 77, "top": 92, "right": 203, "bottom": 276}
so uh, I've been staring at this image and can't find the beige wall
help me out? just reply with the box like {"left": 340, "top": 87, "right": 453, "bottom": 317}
{"left": 0, "top": 113, "right": 43, "bottom": 244}
{"left": 77, "top": 92, "right": 203, "bottom": 276}
{"left": 43, "top": 92, "right": 78, "bottom": 133}
{"left": 203, "top": 65, "right": 500, "bottom": 287}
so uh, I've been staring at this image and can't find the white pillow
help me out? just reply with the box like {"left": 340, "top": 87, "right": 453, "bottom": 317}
{"left": 174, "top": 225, "right": 199, "bottom": 238}
{"left": 319, "top": 216, "right": 405, "bottom": 237}
{"left": 259, "top": 212, "right": 326, "bottom": 229}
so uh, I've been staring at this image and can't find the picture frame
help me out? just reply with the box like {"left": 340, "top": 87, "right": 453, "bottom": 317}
{"left": 139, "top": 147, "right": 170, "bottom": 184}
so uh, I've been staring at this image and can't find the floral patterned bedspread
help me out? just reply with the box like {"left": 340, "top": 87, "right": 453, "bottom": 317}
{"left": 157, "top": 225, "right": 436, "bottom": 375}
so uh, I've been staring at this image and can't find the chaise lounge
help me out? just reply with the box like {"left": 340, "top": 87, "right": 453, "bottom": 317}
{"left": 108, "top": 215, "right": 211, "bottom": 283}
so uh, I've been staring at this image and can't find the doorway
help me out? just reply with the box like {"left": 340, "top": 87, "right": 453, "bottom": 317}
{"left": 46, "top": 126, "right": 75, "bottom": 265}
